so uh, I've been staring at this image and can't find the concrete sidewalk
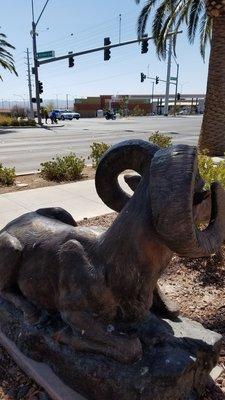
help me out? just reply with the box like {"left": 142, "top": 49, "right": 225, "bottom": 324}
{"left": 0, "top": 179, "right": 114, "bottom": 229}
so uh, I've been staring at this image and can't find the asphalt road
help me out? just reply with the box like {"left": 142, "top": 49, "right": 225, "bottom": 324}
{"left": 0, "top": 115, "right": 202, "bottom": 173}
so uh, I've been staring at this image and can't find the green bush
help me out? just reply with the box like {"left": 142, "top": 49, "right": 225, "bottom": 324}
{"left": 149, "top": 131, "right": 172, "bottom": 148}
{"left": 19, "top": 119, "right": 36, "bottom": 126}
{"left": 10, "top": 119, "right": 20, "bottom": 126}
{"left": 0, "top": 115, "right": 12, "bottom": 126}
{"left": 0, "top": 114, "right": 36, "bottom": 127}
{"left": 0, "top": 163, "right": 15, "bottom": 186}
{"left": 89, "top": 142, "right": 110, "bottom": 168}
{"left": 198, "top": 152, "right": 225, "bottom": 190}
{"left": 40, "top": 153, "right": 85, "bottom": 182}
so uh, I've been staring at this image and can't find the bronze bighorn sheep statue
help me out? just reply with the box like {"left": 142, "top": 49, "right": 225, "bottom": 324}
{"left": 0, "top": 140, "right": 224, "bottom": 364}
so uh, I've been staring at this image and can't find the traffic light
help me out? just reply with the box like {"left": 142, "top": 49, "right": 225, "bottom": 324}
{"left": 141, "top": 72, "right": 146, "bottom": 83}
{"left": 38, "top": 81, "right": 43, "bottom": 94}
{"left": 177, "top": 93, "right": 181, "bottom": 100}
{"left": 68, "top": 51, "right": 74, "bottom": 68}
{"left": 104, "top": 37, "right": 111, "bottom": 61}
{"left": 155, "top": 76, "right": 159, "bottom": 85}
{"left": 141, "top": 34, "right": 148, "bottom": 54}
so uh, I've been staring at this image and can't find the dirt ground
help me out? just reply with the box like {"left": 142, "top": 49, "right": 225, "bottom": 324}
{"left": 0, "top": 212, "right": 224, "bottom": 399}
{"left": 0, "top": 166, "right": 95, "bottom": 195}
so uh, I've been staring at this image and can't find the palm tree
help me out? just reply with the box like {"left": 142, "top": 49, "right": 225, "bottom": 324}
{"left": 135, "top": 0, "right": 225, "bottom": 156}
{"left": 0, "top": 32, "right": 17, "bottom": 80}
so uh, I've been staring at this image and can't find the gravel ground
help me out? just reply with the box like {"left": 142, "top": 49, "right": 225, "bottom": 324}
{"left": 0, "top": 166, "right": 95, "bottom": 195}
{"left": 0, "top": 212, "right": 224, "bottom": 399}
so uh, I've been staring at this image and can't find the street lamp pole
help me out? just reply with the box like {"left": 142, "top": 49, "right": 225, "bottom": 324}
{"left": 56, "top": 94, "right": 59, "bottom": 108}
{"left": 31, "top": 0, "right": 50, "bottom": 125}
{"left": 26, "top": 48, "right": 34, "bottom": 118}
{"left": 119, "top": 14, "right": 122, "bottom": 43}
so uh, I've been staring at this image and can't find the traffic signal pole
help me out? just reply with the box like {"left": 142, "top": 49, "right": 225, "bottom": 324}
{"left": 31, "top": 0, "right": 50, "bottom": 125}
{"left": 38, "top": 31, "right": 182, "bottom": 67}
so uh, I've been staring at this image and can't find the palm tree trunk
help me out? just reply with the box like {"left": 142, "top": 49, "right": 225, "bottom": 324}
{"left": 198, "top": 17, "right": 225, "bottom": 156}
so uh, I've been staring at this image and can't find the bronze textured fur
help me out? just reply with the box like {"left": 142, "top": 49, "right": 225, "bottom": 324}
{"left": 0, "top": 139, "right": 224, "bottom": 364}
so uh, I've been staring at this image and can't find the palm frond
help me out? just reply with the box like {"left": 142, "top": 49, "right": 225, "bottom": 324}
{"left": 199, "top": 13, "right": 212, "bottom": 60}
{"left": 0, "top": 32, "right": 17, "bottom": 79}
{"left": 136, "top": 0, "right": 158, "bottom": 37}
{"left": 135, "top": 0, "right": 210, "bottom": 59}
{"left": 188, "top": 0, "right": 204, "bottom": 44}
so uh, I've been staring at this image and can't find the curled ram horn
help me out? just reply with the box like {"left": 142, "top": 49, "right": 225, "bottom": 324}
{"left": 149, "top": 144, "right": 225, "bottom": 258}
{"left": 95, "top": 139, "right": 159, "bottom": 212}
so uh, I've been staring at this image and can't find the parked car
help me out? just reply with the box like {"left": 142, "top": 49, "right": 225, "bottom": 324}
{"left": 59, "top": 112, "right": 74, "bottom": 121}
{"left": 58, "top": 110, "right": 81, "bottom": 120}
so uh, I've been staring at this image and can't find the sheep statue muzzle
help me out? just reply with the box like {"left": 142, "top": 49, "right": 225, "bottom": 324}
{"left": 0, "top": 139, "right": 224, "bottom": 366}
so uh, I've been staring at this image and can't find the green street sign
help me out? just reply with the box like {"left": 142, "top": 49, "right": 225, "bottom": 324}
{"left": 37, "top": 50, "right": 55, "bottom": 59}
{"left": 170, "top": 76, "right": 177, "bottom": 81}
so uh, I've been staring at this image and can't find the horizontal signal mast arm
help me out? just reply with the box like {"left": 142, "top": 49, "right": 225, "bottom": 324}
{"left": 38, "top": 31, "right": 182, "bottom": 66}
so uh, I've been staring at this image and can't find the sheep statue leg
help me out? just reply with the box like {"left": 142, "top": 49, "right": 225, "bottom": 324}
{"left": 57, "top": 239, "right": 142, "bottom": 364}
{"left": 0, "top": 232, "right": 40, "bottom": 324}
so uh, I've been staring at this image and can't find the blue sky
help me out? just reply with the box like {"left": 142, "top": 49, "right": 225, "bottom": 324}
{"left": 1, "top": 0, "right": 209, "bottom": 105}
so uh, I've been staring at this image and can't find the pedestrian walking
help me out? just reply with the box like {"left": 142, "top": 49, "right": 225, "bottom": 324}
{"left": 50, "top": 110, "right": 58, "bottom": 124}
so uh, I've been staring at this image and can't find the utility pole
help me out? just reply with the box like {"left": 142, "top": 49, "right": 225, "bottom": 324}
{"left": 173, "top": 62, "right": 179, "bottom": 116}
{"left": 31, "top": 0, "right": 50, "bottom": 125}
{"left": 164, "top": 35, "right": 172, "bottom": 116}
{"left": 66, "top": 94, "right": 69, "bottom": 109}
{"left": 26, "top": 48, "right": 34, "bottom": 119}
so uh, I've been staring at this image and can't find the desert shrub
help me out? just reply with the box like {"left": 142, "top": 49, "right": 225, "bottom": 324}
{"left": 89, "top": 142, "right": 110, "bottom": 168}
{"left": 198, "top": 152, "right": 225, "bottom": 189}
{"left": 0, "top": 115, "right": 36, "bottom": 127}
{"left": 19, "top": 119, "right": 36, "bottom": 126}
{"left": 10, "top": 119, "right": 20, "bottom": 126}
{"left": 149, "top": 131, "right": 172, "bottom": 148}
{"left": 40, "top": 153, "right": 85, "bottom": 182}
{"left": 0, "top": 115, "right": 11, "bottom": 126}
{"left": 0, "top": 163, "right": 15, "bottom": 186}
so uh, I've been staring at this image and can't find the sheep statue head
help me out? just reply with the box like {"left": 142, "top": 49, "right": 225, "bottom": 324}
{"left": 0, "top": 139, "right": 224, "bottom": 366}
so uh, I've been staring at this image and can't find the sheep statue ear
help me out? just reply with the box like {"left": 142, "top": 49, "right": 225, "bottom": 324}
{"left": 124, "top": 174, "right": 141, "bottom": 192}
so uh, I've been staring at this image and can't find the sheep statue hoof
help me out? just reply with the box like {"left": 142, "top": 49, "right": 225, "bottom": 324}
{"left": 0, "top": 140, "right": 223, "bottom": 400}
